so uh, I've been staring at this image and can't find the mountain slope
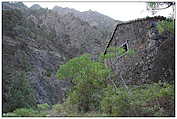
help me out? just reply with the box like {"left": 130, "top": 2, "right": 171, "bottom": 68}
{"left": 53, "top": 6, "right": 120, "bottom": 38}
{"left": 2, "top": 2, "right": 117, "bottom": 112}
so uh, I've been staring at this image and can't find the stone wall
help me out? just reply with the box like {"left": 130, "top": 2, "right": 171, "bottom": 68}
{"left": 104, "top": 17, "right": 175, "bottom": 85}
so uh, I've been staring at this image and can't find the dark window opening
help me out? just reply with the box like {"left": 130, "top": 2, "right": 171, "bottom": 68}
{"left": 122, "top": 44, "right": 128, "bottom": 52}
{"left": 114, "top": 41, "right": 129, "bottom": 64}
{"left": 120, "top": 41, "right": 128, "bottom": 53}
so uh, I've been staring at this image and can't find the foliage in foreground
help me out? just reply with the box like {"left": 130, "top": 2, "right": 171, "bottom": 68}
{"left": 55, "top": 53, "right": 174, "bottom": 117}
{"left": 37, "top": 103, "right": 50, "bottom": 111}
{"left": 3, "top": 71, "right": 37, "bottom": 112}
{"left": 56, "top": 54, "right": 111, "bottom": 112}
{"left": 101, "top": 83, "right": 174, "bottom": 116}
{"left": 3, "top": 103, "right": 50, "bottom": 117}
{"left": 52, "top": 83, "right": 174, "bottom": 117}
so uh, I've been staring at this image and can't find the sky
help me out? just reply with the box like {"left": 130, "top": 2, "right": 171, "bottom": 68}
{"left": 23, "top": 2, "right": 173, "bottom": 21}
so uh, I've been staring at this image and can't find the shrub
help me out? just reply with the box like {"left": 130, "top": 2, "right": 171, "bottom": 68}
{"left": 80, "top": 112, "right": 109, "bottom": 117}
{"left": 13, "top": 108, "right": 38, "bottom": 117}
{"left": 52, "top": 98, "right": 79, "bottom": 116}
{"left": 157, "top": 20, "right": 174, "bottom": 33}
{"left": 52, "top": 104, "right": 63, "bottom": 113}
{"left": 12, "top": 107, "right": 48, "bottom": 117}
{"left": 100, "top": 85, "right": 130, "bottom": 116}
{"left": 99, "top": 47, "right": 136, "bottom": 62}
{"left": 5, "top": 71, "right": 37, "bottom": 112}
{"left": 37, "top": 103, "right": 50, "bottom": 111}
{"left": 100, "top": 83, "right": 174, "bottom": 116}
{"left": 56, "top": 54, "right": 111, "bottom": 113}
{"left": 51, "top": 83, "right": 174, "bottom": 116}
{"left": 55, "top": 53, "right": 173, "bottom": 116}
{"left": 158, "top": 83, "right": 174, "bottom": 97}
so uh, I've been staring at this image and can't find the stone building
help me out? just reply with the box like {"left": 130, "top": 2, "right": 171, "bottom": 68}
{"left": 104, "top": 16, "right": 175, "bottom": 85}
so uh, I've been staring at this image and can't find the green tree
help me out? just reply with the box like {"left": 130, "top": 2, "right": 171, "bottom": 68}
{"left": 56, "top": 54, "right": 111, "bottom": 112}
{"left": 8, "top": 71, "right": 37, "bottom": 112}
{"left": 100, "top": 83, "right": 174, "bottom": 116}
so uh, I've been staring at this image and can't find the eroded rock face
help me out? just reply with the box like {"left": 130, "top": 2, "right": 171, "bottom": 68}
{"left": 2, "top": 2, "right": 116, "bottom": 112}
{"left": 149, "top": 32, "right": 174, "bottom": 83}
{"left": 105, "top": 17, "right": 175, "bottom": 85}
{"left": 3, "top": 35, "right": 72, "bottom": 108}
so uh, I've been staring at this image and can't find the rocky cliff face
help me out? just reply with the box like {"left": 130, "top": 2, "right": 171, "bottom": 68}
{"left": 4, "top": 2, "right": 174, "bottom": 114}
{"left": 2, "top": 2, "right": 117, "bottom": 112}
{"left": 104, "top": 17, "right": 175, "bottom": 85}
{"left": 53, "top": 6, "right": 118, "bottom": 33}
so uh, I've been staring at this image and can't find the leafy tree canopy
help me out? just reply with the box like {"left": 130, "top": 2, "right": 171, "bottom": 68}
{"left": 56, "top": 54, "right": 111, "bottom": 112}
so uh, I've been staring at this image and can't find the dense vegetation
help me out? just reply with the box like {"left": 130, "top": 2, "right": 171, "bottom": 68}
{"left": 3, "top": 45, "right": 174, "bottom": 116}
{"left": 53, "top": 40, "right": 174, "bottom": 116}
{"left": 3, "top": 103, "right": 50, "bottom": 117}
{"left": 3, "top": 71, "right": 37, "bottom": 113}
{"left": 4, "top": 82, "right": 174, "bottom": 117}
{"left": 56, "top": 54, "right": 111, "bottom": 113}
{"left": 2, "top": 2, "right": 175, "bottom": 117}
{"left": 157, "top": 20, "right": 175, "bottom": 33}
{"left": 51, "top": 50, "right": 174, "bottom": 116}
{"left": 2, "top": 8, "right": 37, "bottom": 113}
{"left": 100, "top": 83, "right": 174, "bottom": 116}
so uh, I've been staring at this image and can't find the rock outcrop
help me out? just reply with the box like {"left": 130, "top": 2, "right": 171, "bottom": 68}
{"left": 3, "top": 2, "right": 174, "bottom": 114}
{"left": 2, "top": 2, "right": 116, "bottom": 112}
{"left": 104, "top": 17, "right": 175, "bottom": 85}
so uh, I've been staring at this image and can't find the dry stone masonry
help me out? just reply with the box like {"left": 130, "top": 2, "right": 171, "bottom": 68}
{"left": 104, "top": 16, "right": 175, "bottom": 85}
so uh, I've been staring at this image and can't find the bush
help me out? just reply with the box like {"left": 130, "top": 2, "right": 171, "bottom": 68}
{"left": 13, "top": 108, "right": 38, "bottom": 117}
{"left": 100, "top": 83, "right": 174, "bottom": 116}
{"left": 158, "top": 83, "right": 174, "bottom": 97}
{"left": 4, "top": 71, "right": 37, "bottom": 112}
{"left": 52, "top": 98, "right": 79, "bottom": 116}
{"left": 56, "top": 54, "right": 111, "bottom": 113}
{"left": 100, "top": 85, "right": 130, "bottom": 116}
{"left": 99, "top": 47, "right": 136, "bottom": 62}
{"left": 37, "top": 103, "right": 50, "bottom": 111}
{"left": 11, "top": 107, "right": 48, "bottom": 117}
{"left": 52, "top": 104, "right": 63, "bottom": 113}
{"left": 157, "top": 20, "right": 174, "bottom": 33}
{"left": 51, "top": 82, "right": 174, "bottom": 116}
{"left": 55, "top": 53, "right": 174, "bottom": 116}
